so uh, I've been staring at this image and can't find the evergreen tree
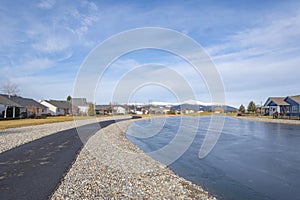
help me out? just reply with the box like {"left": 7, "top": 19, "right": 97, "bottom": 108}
{"left": 239, "top": 104, "right": 245, "bottom": 113}
{"left": 67, "top": 95, "right": 72, "bottom": 101}
{"left": 247, "top": 101, "right": 256, "bottom": 113}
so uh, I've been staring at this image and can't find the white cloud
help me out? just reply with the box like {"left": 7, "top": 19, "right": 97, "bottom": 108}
{"left": 37, "top": 0, "right": 55, "bottom": 9}
{"left": 14, "top": 73, "right": 74, "bottom": 101}
{"left": 201, "top": 9, "right": 300, "bottom": 106}
{"left": 207, "top": 12, "right": 300, "bottom": 61}
{"left": 20, "top": 58, "right": 54, "bottom": 71}
{"left": 65, "top": 2, "right": 100, "bottom": 38}
{"left": 32, "top": 36, "right": 70, "bottom": 54}
{"left": 0, "top": 57, "right": 55, "bottom": 81}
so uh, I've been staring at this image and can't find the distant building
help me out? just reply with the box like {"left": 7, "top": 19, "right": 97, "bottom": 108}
{"left": 71, "top": 98, "right": 89, "bottom": 115}
{"left": 149, "top": 107, "right": 169, "bottom": 115}
{"left": 95, "top": 105, "right": 112, "bottom": 115}
{"left": 213, "top": 107, "right": 225, "bottom": 113}
{"left": 256, "top": 105, "right": 266, "bottom": 115}
{"left": 40, "top": 100, "right": 74, "bottom": 116}
{"left": 112, "top": 106, "right": 126, "bottom": 115}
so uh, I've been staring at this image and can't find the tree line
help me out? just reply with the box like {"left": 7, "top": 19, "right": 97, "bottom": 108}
{"left": 239, "top": 101, "right": 257, "bottom": 114}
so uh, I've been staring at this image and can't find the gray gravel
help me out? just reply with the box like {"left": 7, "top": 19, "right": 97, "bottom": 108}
{"left": 51, "top": 119, "right": 216, "bottom": 199}
{"left": 0, "top": 117, "right": 111, "bottom": 154}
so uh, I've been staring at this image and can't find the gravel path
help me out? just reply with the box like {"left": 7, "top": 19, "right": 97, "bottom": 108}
{"left": 0, "top": 117, "right": 113, "bottom": 153}
{"left": 236, "top": 116, "right": 300, "bottom": 125}
{"left": 51, "top": 119, "right": 215, "bottom": 199}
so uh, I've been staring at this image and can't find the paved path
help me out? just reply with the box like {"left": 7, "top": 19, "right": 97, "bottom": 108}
{"left": 0, "top": 119, "right": 130, "bottom": 200}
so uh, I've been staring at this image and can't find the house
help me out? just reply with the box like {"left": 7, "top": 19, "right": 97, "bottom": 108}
{"left": 95, "top": 105, "right": 112, "bottom": 115}
{"left": 284, "top": 96, "right": 300, "bottom": 116}
{"left": 149, "top": 107, "right": 169, "bottom": 115}
{"left": 112, "top": 106, "right": 126, "bottom": 115}
{"left": 71, "top": 98, "right": 89, "bottom": 115}
{"left": 40, "top": 100, "right": 74, "bottom": 116}
{"left": 263, "top": 97, "right": 290, "bottom": 116}
{"left": 213, "top": 107, "right": 225, "bottom": 113}
{"left": 0, "top": 95, "right": 20, "bottom": 118}
{"left": 0, "top": 94, "right": 48, "bottom": 118}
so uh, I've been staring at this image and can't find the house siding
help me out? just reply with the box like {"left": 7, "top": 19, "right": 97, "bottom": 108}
{"left": 0, "top": 104, "right": 5, "bottom": 117}
{"left": 40, "top": 101, "right": 65, "bottom": 115}
{"left": 263, "top": 97, "right": 292, "bottom": 116}
{"left": 40, "top": 100, "right": 72, "bottom": 116}
{"left": 284, "top": 97, "right": 300, "bottom": 116}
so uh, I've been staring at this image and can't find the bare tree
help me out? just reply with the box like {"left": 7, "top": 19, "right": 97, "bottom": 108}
{"left": 1, "top": 79, "right": 19, "bottom": 97}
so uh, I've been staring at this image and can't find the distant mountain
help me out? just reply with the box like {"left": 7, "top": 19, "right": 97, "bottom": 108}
{"left": 170, "top": 104, "right": 206, "bottom": 111}
{"left": 169, "top": 100, "right": 238, "bottom": 112}
{"left": 127, "top": 99, "right": 238, "bottom": 112}
{"left": 135, "top": 100, "right": 212, "bottom": 107}
{"left": 205, "top": 105, "right": 238, "bottom": 112}
{"left": 179, "top": 100, "right": 212, "bottom": 106}
{"left": 150, "top": 102, "right": 174, "bottom": 107}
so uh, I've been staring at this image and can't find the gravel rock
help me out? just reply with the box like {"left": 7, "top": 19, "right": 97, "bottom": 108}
{"left": 0, "top": 117, "right": 113, "bottom": 154}
{"left": 51, "top": 119, "right": 216, "bottom": 199}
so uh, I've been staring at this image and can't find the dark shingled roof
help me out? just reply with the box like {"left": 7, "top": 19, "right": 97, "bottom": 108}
{"left": 0, "top": 94, "right": 20, "bottom": 106}
{"left": 0, "top": 94, "right": 46, "bottom": 108}
{"left": 45, "top": 100, "right": 73, "bottom": 109}
{"left": 71, "top": 98, "right": 88, "bottom": 107}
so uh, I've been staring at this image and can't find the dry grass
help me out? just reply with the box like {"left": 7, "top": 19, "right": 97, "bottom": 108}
{"left": 0, "top": 116, "right": 93, "bottom": 130}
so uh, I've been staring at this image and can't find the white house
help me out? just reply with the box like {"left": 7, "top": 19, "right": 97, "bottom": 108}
{"left": 113, "top": 106, "right": 126, "bottom": 115}
{"left": 40, "top": 100, "right": 73, "bottom": 116}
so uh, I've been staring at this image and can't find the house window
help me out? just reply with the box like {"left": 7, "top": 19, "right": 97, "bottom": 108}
{"left": 292, "top": 106, "right": 297, "bottom": 112}
{"left": 57, "top": 108, "right": 60, "bottom": 112}
{"left": 285, "top": 106, "right": 290, "bottom": 113}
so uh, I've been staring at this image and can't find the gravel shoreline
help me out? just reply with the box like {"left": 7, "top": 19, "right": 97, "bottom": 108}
{"left": 51, "top": 119, "right": 215, "bottom": 199}
{"left": 236, "top": 116, "right": 300, "bottom": 125}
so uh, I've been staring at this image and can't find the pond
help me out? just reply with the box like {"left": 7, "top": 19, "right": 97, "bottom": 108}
{"left": 126, "top": 116, "right": 300, "bottom": 199}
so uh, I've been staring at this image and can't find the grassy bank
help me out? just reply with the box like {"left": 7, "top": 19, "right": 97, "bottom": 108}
{"left": 0, "top": 116, "right": 93, "bottom": 130}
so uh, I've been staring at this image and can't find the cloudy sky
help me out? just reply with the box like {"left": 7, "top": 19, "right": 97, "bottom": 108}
{"left": 1, "top": 0, "right": 300, "bottom": 107}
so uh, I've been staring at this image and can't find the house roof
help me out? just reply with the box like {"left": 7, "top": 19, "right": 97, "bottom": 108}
{"left": 288, "top": 96, "right": 300, "bottom": 104}
{"left": 265, "top": 97, "right": 290, "bottom": 106}
{"left": 0, "top": 94, "right": 20, "bottom": 106}
{"left": 0, "top": 94, "right": 47, "bottom": 108}
{"left": 45, "top": 100, "right": 73, "bottom": 109}
{"left": 71, "top": 98, "right": 88, "bottom": 107}
{"left": 95, "top": 105, "right": 111, "bottom": 110}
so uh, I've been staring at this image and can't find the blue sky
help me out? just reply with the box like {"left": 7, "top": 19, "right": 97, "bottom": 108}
{"left": 1, "top": 0, "right": 300, "bottom": 107}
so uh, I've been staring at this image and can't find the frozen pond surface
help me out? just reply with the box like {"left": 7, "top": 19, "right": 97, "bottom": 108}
{"left": 127, "top": 116, "right": 300, "bottom": 200}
